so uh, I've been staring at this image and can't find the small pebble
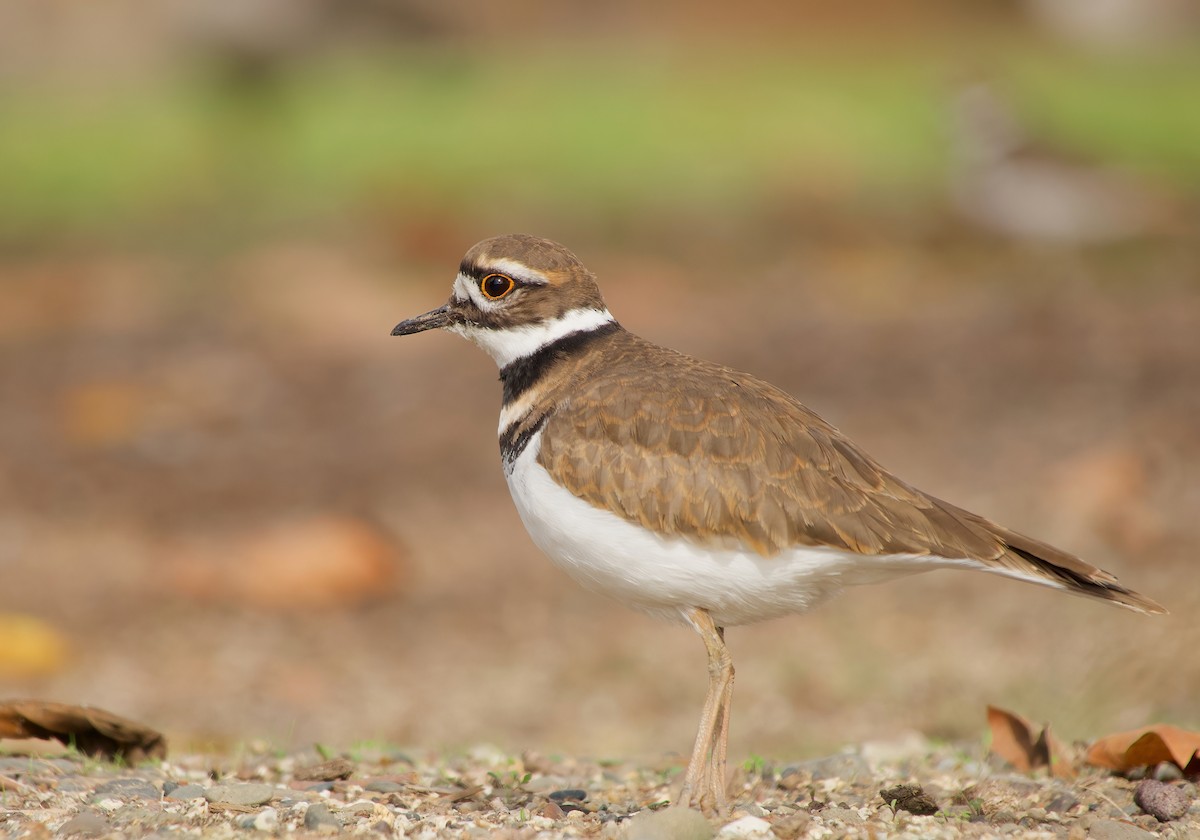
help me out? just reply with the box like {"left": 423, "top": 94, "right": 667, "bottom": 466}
{"left": 110, "top": 805, "right": 158, "bottom": 826}
{"left": 735, "top": 803, "right": 766, "bottom": 818}
{"left": 775, "top": 767, "right": 808, "bottom": 791}
{"left": 772, "top": 813, "right": 812, "bottom": 837}
{"left": 715, "top": 815, "right": 773, "bottom": 838}
{"left": 363, "top": 779, "right": 403, "bottom": 793}
{"left": 1132, "top": 813, "right": 1161, "bottom": 831}
{"left": 0, "top": 758, "right": 35, "bottom": 773}
{"left": 1046, "top": 792, "right": 1079, "bottom": 813}
{"left": 626, "top": 807, "right": 714, "bottom": 840}
{"left": 341, "top": 801, "right": 378, "bottom": 816}
{"left": 165, "top": 783, "right": 206, "bottom": 800}
{"left": 1153, "top": 761, "right": 1184, "bottom": 782}
{"left": 294, "top": 758, "right": 355, "bottom": 782}
{"left": 304, "top": 802, "right": 343, "bottom": 834}
{"left": 820, "top": 806, "right": 863, "bottom": 825}
{"left": 55, "top": 777, "right": 93, "bottom": 793}
{"left": 57, "top": 811, "right": 110, "bottom": 837}
{"left": 205, "top": 783, "right": 276, "bottom": 807}
{"left": 91, "top": 778, "right": 159, "bottom": 802}
{"left": 1134, "top": 778, "right": 1191, "bottom": 822}
{"left": 253, "top": 807, "right": 279, "bottom": 831}
{"left": 1086, "top": 817, "right": 1158, "bottom": 840}
{"left": 549, "top": 788, "right": 588, "bottom": 803}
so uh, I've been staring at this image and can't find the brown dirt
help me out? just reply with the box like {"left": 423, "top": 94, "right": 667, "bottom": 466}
{"left": 1, "top": 222, "right": 1198, "bottom": 773}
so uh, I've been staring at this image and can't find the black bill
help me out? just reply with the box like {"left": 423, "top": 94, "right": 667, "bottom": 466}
{"left": 391, "top": 304, "right": 454, "bottom": 336}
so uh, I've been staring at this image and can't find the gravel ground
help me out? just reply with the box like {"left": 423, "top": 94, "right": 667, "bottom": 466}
{"left": 1, "top": 741, "right": 1196, "bottom": 839}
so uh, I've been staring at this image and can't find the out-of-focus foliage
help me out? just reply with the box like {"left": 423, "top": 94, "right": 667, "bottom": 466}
{"left": 1, "top": 43, "right": 1198, "bottom": 244}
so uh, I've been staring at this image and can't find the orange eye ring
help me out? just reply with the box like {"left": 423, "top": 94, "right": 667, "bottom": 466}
{"left": 480, "top": 273, "right": 516, "bottom": 300}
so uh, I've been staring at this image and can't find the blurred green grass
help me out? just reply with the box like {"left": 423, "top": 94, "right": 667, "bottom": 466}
{"left": 1, "top": 41, "right": 1198, "bottom": 244}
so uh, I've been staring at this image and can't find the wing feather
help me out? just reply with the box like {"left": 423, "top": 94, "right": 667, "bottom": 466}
{"left": 535, "top": 331, "right": 1164, "bottom": 614}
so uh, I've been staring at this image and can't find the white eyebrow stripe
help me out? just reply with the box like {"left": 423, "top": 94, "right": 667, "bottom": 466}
{"left": 482, "top": 258, "right": 550, "bottom": 285}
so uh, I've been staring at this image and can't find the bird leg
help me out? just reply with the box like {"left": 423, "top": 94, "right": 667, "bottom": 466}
{"left": 679, "top": 607, "right": 734, "bottom": 815}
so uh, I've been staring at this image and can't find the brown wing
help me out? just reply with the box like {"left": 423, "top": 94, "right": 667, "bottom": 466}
{"left": 537, "top": 332, "right": 1164, "bottom": 614}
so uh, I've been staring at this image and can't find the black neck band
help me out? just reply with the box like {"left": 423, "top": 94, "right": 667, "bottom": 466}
{"left": 498, "top": 320, "right": 620, "bottom": 405}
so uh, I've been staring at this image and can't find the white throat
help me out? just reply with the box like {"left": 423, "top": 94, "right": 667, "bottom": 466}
{"left": 450, "top": 307, "right": 615, "bottom": 369}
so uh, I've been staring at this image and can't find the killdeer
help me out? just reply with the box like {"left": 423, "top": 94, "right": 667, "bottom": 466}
{"left": 391, "top": 234, "right": 1165, "bottom": 814}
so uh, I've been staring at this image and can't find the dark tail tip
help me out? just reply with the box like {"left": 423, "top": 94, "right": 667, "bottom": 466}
{"left": 1007, "top": 543, "right": 1167, "bottom": 615}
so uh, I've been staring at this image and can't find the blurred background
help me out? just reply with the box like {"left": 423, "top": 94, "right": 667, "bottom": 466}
{"left": 1, "top": 0, "right": 1198, "bottom": 764}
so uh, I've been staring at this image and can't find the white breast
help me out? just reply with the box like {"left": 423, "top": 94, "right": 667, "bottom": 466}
{"left": 503, "top": 430, "right": 963, "bottom": 627}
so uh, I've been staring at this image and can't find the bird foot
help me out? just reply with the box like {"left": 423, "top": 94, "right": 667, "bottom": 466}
{"left": 679, "top": 764, "right": 729, "bottom": 817}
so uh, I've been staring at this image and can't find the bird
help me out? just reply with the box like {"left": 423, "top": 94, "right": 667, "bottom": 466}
{"left": 947, "top": 82, "right": 1159, "bottom": 243}
{"left": 390, "top": 233, "right": 1165, "bottom": 815}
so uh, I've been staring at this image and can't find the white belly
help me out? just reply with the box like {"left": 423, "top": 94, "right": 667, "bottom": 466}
{"left": 504, "top": 430, "right": 952, "bottom": 627}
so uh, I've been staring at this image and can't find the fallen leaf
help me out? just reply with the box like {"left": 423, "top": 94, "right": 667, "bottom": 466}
{"left": 986, "top": 705, "right": 1076, "bottom": 779}
{"left": 1086, "top": 725, "right": 1200, "bottom": 776}
{"left": 0, "top": 613, "right": 70, "bottom": 678}
{"left": 0, "top": 700, "right": 166, "bottom": 762}
{"left": 59, "top": 380, "right": 149, "bottom": 448}
{"left": 167, "top": 516, "right": 405, "bottom": 610}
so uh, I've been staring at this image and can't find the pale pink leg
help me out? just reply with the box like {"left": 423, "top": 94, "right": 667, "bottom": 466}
{"left": 678, "top": 607, "right": 734, "bottom": 816}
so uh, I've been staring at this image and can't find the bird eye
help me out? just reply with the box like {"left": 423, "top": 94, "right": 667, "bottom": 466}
{"left": 480, "top": 273, "right": 516, "bottom": 300}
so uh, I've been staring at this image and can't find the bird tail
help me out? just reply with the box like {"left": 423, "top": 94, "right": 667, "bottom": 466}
{"left": 1001, "top": 530, "right": 1166, "bottom": 614}
{"left": 979, "top": 518, "right": 1168, "bottom": 615}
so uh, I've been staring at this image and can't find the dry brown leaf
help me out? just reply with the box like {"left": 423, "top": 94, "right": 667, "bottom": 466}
{"left": 59, "top": 380, "right": 149, "bottom": 448}
{"left": 1086, "top": 725, "right": 1200, "bottom": 775}
{"left": 167, "top": 516, "right": 404, "bottom": 610}
{"left": 0, "top": 613, "right": 70, "bottom": 678}
{"left": 0, "top": 700, "right": 166, "bottom": 763}
{"left": 986, "top": 705, "right": 1076, "bottom": 779}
